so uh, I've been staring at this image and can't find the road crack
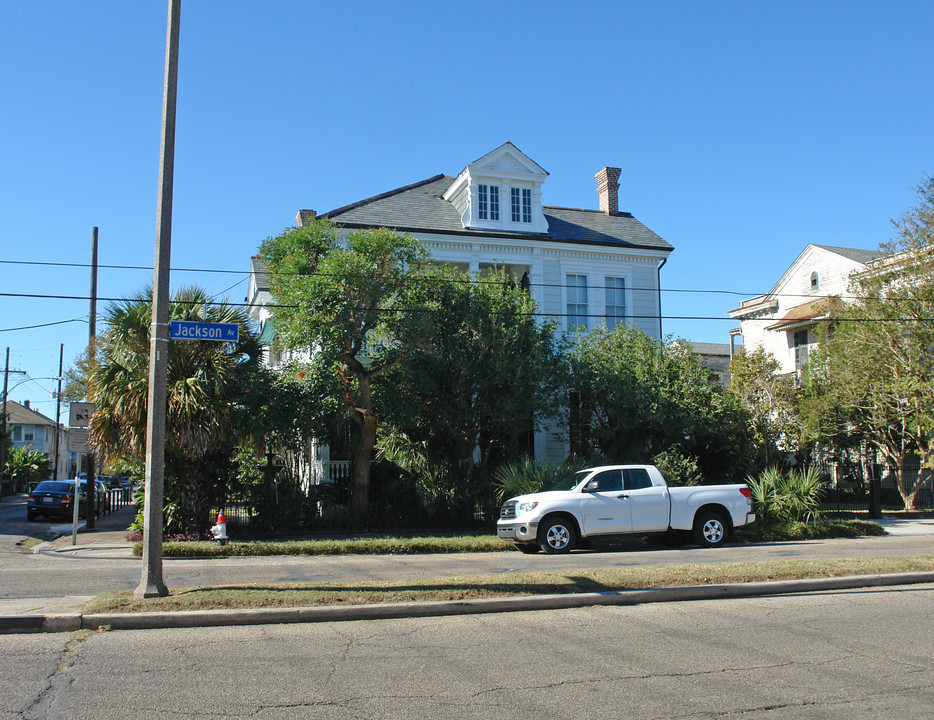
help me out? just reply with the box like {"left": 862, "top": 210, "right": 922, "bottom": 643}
{"left": 19, "top": 629, "right": 105, "bottom": 720}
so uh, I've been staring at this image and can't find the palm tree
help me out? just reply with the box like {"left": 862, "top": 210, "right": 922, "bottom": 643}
{"left": 88, "top": 286, "right": 261, "bottom": 532}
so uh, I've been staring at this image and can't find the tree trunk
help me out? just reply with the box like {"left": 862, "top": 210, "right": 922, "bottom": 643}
{"left": 865, "top": 456, "right": 882, "bottom": 519}
{"left": 350, "top": 408, "right": 376, "bottom": 532}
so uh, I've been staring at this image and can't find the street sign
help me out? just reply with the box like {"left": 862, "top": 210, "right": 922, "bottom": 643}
{"left": 68, "top": 428, "right": 91, "bottom": 453}
{"left": 69, "top": 402, "right": 95, "bottom": 428}
{"left": 170, "top": 321, "right": 239, "bottom": 342}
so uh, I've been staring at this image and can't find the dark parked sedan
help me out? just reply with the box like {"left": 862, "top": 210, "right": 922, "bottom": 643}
{"left": 27, "top": 481, "right": 86, "bottom": 521}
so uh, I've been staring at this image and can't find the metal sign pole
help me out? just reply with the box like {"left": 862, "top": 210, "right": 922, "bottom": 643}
{"left": 72, "top": 455, "right": 82, "bottom": 545}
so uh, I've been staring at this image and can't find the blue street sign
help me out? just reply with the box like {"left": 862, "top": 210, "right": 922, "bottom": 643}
{"left": 170, "top": 321, "right": 240, "bottom": 342}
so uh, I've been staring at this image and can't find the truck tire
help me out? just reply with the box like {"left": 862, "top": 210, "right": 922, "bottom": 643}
{"left": 693, "top": 511, "right": 729, "bottom": 547}
{"left": 538, "top": 516, "right": 577, "bottom": 554}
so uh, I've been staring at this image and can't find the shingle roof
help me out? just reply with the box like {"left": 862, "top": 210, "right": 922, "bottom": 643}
{"left": 322, "top": 175, "right": 672, "bottom": 252}
{"left": 814, "top": 244, "right": 884, "bottom": 265}
{"left": 6, "top": 401, "right": 56, "bottom": 426}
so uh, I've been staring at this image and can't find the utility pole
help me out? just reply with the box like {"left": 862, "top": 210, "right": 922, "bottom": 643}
{"left": 86, "top": 227, "right": 98, "bottom": 529}
{"left": 137, "top": 0, "right": 180, "bottom": 599}
{"left": 52, "top": 344, "right": 63, "bottom": 481}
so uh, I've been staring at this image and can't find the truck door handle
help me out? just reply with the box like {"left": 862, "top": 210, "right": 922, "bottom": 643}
{"left": 617, "top": 494, "right": 629, "bottom": 500}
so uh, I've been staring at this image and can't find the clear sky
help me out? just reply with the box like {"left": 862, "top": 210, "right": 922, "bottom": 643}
{"left": 2, "top": 0, "right": 933, "bottom": 419}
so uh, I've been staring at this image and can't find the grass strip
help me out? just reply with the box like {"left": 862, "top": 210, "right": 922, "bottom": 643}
{"left": 137, "top": 519, "right": 885, "bottom": 558}
{"left": 84, "top": 554, "right": 934, "bottom": 615}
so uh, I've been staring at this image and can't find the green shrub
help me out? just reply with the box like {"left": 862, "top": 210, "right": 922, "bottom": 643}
{"left": 652, "top": 447, "right": 702, "bottom": 486}
{"left": 492, "top": 456, "right": 590, "bottom": 502}
{"left": 746, "top": 465, "right": 824, "bottom": 524}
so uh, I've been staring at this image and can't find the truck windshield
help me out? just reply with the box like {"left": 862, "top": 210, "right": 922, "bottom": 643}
{"left": 548, "top": 471, "right": 590, "bottom": 492}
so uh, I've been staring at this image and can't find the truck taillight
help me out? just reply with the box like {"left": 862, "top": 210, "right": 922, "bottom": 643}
{"left": 739, "top": 486, "right": 752, "bottom": 498}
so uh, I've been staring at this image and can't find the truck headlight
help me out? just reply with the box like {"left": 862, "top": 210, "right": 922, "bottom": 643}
{"left": 518, "top": 501, "right": 539, "bottom": 514}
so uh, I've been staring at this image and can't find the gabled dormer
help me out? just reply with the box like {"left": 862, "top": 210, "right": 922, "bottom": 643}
{"left": 442, "top": 142, "right": 549, "bottom": 234}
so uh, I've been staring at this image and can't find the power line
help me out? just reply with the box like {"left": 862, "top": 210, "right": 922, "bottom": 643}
{"left": 0, "top": 318, "right": 89, "bottom": 333}
{"left": 0, "top": 257, "right": 843, "bottom": 300}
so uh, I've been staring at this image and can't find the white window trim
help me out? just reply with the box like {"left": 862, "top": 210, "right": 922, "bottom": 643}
{"left": 604, "top": 273, "right": 631, "bottom": 328}
{"left": 561, "top": 262, "right": 595, "bottom": 333}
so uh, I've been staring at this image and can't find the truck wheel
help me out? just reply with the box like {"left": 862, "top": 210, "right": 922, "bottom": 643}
{"left": 538, "top": 516, "right": 577, "bottom": 554}
{"left": 514, "top": 543, "right": 539, "bottom": 554}
{"left": 693, "top": 511, "right": 729, "bottom": 547}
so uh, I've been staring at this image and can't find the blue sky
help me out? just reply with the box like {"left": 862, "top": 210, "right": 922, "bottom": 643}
{"left": 2, "top": 0, "right": 933, "bottom": 418}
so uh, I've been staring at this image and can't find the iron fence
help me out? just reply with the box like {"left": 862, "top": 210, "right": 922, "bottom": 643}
{"left": 814, "top": 459, "right": 934, "bottom": 514}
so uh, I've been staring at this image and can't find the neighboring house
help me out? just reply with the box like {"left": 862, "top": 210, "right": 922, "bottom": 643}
{"left": 248, "top": 142, "right": 674, "bottom": 467}
{"left": 728, "top": 244, "right": 883, "bottom": 379}
{"left": 688, "top": 342, "right": 734, "bottom": 387}
{"left": 4, "top": 400, "right": 68, "bottom": 483}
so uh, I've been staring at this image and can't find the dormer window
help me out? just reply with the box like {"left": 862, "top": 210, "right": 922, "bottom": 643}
{"left": 511, "top": 187, "right": 532, "bottom": 223}
{"left": 443, "top": 142, "right": 550, "bottom": 233}
{"left": 478, "top": 184, "right": 499, "bottom": 220}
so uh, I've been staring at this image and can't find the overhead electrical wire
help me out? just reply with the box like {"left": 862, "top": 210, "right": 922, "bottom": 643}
{"left": 0, "top": 257, "right": 886, "bottom": 302}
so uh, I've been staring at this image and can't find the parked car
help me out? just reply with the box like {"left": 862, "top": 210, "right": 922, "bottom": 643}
{"left": 497, "top": 464, "right": 756, "bottom": 553}
{"left": 81, "top": 480, "right": 110, "bottom": 513}
{"left": 104, "top": 475, "right": 122, "bottom": 489}
{"left": 27, "top": 480, "right": 86, "bottom": 521}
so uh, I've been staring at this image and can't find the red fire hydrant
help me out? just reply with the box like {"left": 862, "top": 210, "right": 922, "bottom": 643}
{"left": 210, "top": 512, "right": 228, "bottom": 545}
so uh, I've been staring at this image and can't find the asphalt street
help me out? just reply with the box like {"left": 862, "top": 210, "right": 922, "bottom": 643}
{"left": 3, "top": 584, "right": 933, "bottom": 719}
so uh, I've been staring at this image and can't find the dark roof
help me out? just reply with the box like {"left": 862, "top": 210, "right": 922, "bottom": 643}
{"left": 689, "top": 342, "right": 732, "bottom": 357}
{"left": 321, "top": 176, "right": 672, "bottom": 252}
{"left": 6, "top": 401, "right": 57, "bottom": 426}
{"left": 814, "top": 244, "right": 884, "bottom": 265}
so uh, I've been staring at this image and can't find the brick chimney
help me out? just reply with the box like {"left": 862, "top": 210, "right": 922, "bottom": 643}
{"left": 295, "top": 209, "right": 317, "bottom": 227}
{"left": 23, "top": 400, "right": 30, "bottom": 409}
{"left": 595, "top": 167, "right": 621, "bottom": 215}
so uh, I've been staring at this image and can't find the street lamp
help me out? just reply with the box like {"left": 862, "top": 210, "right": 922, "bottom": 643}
{"left": 0, "top": 374, "right": 64, "bottom": 493}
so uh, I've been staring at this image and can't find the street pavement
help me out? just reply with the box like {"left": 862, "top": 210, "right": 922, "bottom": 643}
{"left": 2, "top": 492, "right": 934, "bottom": 633}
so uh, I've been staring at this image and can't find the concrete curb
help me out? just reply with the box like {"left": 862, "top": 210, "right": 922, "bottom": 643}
{"left": 4, "top": 571, "right": 934, "bottom": 634}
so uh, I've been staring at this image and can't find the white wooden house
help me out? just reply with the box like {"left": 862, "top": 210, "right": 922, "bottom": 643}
{"left": 728, "top": 244, "right": 882, "bottom": 378}
{"left": 248, "top": 143, "right": 673, "bottom": 473}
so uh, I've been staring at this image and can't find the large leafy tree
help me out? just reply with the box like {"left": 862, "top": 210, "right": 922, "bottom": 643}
{"left": 88, "top": 286, "right": 262, "bottom": 532}
{"left": 258, "top": 220, "right": 433, "bottom": 529}
{"left": 804, "top": 173, "right": 934, "bottom": 510}
{"left": 377, "top": 267, "right": 565, "bottom": 507}
{"left": 729, "top": 347, "right": 800, "bottom": 466}
{"left": 568, "top": 324, "right": 752, "bottom": 482}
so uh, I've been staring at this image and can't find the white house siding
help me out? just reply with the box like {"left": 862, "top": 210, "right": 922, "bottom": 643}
{"left": 730, "top": 245, "right": 881, "bottom": 375}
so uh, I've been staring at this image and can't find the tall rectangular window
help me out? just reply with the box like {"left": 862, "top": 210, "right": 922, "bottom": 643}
{"left": 606, "top": 276, "right": 626, "bottom": 328}
{"left": 794, "top": 330, "right": 809, "bottom": 376}
{"left": 511, "top": 188, "right": 533, "bottom": 223}
{"left": 567, "top": 274, "right": 588, "bottom": 329}
{"left": 478, "top": 184, "right": 499, "bottom": 220}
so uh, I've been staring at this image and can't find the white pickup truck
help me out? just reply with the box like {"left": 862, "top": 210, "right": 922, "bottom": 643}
{"left": 497, "top": 465, "right": 755, "bottom": 553}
